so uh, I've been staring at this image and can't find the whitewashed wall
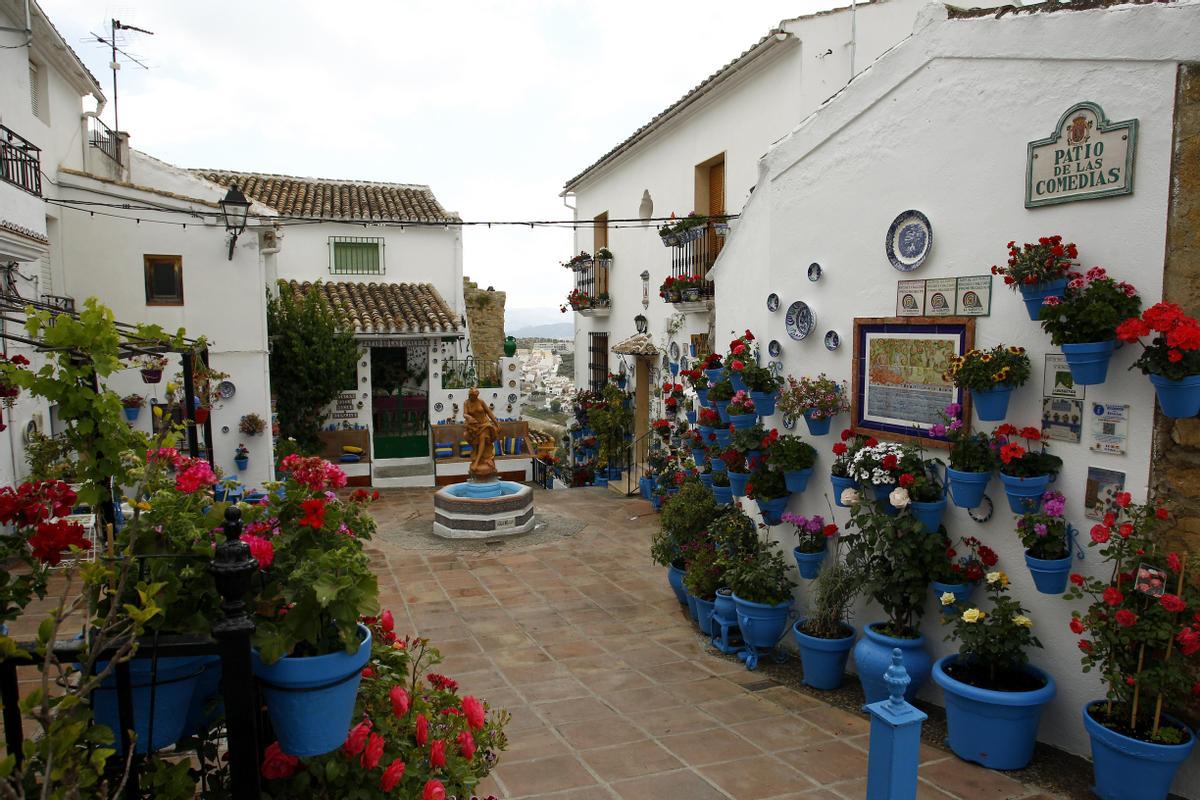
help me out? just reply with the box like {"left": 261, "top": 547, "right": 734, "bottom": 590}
{"left": 714, "top": 3, "right": 1200, "bottom": 794}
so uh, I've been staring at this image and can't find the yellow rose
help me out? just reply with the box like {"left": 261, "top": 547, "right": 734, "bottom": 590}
{"left": 961, "top": 608, "right": 984, "bottom": 624}
{"left": 986, "top": 571, "right": 1008, "bottom": 587}
{"left": 135, "top": 501, "right": 152, "bottom": 511}
{"left": 939, "top": 591, "right": 957, "bottom": 606}
{"left": 1014, "top": 615, "right": 1033, "bottom": 628}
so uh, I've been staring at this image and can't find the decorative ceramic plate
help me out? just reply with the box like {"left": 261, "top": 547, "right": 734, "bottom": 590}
{"left": 824, "top": 331, "right": 841, "bottom": 351}
{"left": 781, "top": 414, "right": 796, "bottom": 430}
{"left": 679, "top": 356, "right": 690, "bottom": 371}
{"left": 886, "top": 210, "right": 932, "bottom": 271}
{"left": 217, "top": 380, "right": 236, "bottom": 400}
{"left": 669, "top": 341, "right": 680, "bottom": 361}
{"left": 434, "top": 402, "right": 444, "bottom": 412}
{"left": 508, "top": 393, "right": 518, "bottom": 404}
{"left": 768, "top": 361, "right": 783, "bottom": 377}
{"left": 808, "top": 263, "right": 822, "bottom": 282}
{"left": 785, "top": 301, "right": 816, "bottom": 341}
{"left": 766, "top": 293, "right": 780, "bottom": 312}
{"left": 768, "top": 340, "right": 782, "bottom": 358}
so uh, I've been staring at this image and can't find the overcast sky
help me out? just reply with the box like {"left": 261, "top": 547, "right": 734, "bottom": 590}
{"left": 43, "top": 0, "right": 844, "bottom": 326}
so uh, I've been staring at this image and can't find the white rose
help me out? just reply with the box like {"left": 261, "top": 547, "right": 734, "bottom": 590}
{"left": 889, "top": 487, "right": 910, "bottom": 509}
{"left": 986, "top": 571, "right": 1002, "bottom": 585}
{"left": 939, "top": 591, "right": 957, "bottom": 607}
{"left": 840, "top": 488, "right": 861, "bottom": 506}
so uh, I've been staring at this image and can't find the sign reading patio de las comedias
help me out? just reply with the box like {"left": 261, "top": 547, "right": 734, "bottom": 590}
{"left": 1026, "top": 101, "right": 1137, "bottom": 208}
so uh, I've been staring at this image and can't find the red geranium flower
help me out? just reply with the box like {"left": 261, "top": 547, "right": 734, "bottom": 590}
{"left": 1161, "top": 593, "right": 1187, "bottom": 613}
{"left": 1103, "top": 586, "right": 1123, "bottom": 607}
{"left": 299, "top": 498, "right": 327, "bottom": 529}
{"left": 261, "top": 741, "right": 300, "bottom": 780}
{"left": 832, "top": 442, "right": 847, "bottom": 456}
{"left": 1115, "top": 609, "right": 1138, "bottom": 627}
{"left": 898, "top": 473, "right": 914, "bottom": 488}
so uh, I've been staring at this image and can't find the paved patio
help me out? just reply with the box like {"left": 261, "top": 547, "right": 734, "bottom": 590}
{"left": 369, "top": 486, "right": 1068, "bottom": 800}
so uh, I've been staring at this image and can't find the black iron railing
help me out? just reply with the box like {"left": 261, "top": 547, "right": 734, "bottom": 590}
{"left": 668, "top": 225, "right": 721, "bottom": 300}
{"left": 0, "top": 124, "right": 42, "bottom": 196}
{"left": 40, "top": 294, "right": 76, "bottom": 313}
{"left": 88, "top": 116, "right": 121, "bottom": 166}
{"left": 440, "top": 357, "right": 501, "bottom": 389}
{"left": 623, "top": 429, "right": 656, "bottom": 498}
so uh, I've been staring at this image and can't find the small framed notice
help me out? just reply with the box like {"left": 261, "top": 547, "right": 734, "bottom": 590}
{"left": 1089, "top": 402, "right": 1129, "bottom": 455}
{"left": 1084, "top": 466, "right": 1125, "bottom": 521}
{"left": 923, "top": 278, "right": 956, "bottom": 317}
{"left": 1042, "top": 397, "right": 1083, "bottom": 444}
{"left": 1044, "top": 354, "right": 1085, "bottom": 400}
{"left": 955, "top": 275, "right": 992, "bottom": 316}
{"left": 896, "top": 280, "right": 925, "bottom": 316}
{"left": 1134, "top": 564, "right": 1168, "bottom": 598}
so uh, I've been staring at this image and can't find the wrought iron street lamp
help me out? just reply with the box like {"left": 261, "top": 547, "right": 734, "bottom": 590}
{"left": 219, "top": 184, "right": 250, "bottom": 260}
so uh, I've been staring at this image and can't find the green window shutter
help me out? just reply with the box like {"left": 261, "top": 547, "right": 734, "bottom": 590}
{"left": 330, "top": 237, "right": 384, "bottom": 274}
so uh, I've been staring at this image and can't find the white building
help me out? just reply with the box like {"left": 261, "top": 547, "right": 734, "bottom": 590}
{"left": 713, "top": 2, "right": 1200, "bottom": 794}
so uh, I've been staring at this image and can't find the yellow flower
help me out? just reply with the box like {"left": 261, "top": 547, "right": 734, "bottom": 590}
{"left": 939, "top": 591, "right": 957, "bottom": 606}
{"left": 980, "top": 353, "right": 993, "bottom": 363}
{"left": 1014, "top": 615, "right": 1033, "bottom": 628}
{"left": 166, "top": 382, "right": 177, "bottom": 393}
{"left": 135, "top": 501, "right": 152, "bottom": 511}
{"left": 985, "top": 570, "right": 1008, "bottom": 588}
{"left": 153, "top": 406, "right": 163, "bottom": 418}
{"left": 1008, "top": 346, "right": 1026, "bottom": 355}
{"left": 961, "top": 608, "right": 985, "bottom": 624}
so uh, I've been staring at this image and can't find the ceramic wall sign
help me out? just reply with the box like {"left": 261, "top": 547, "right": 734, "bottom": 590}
{"left": 766, "top": 293, "right": 780, "bottom": 312}
{"left": 785, "top": 301, "right": 816, "bottom": 341}
{"left": 885, "top": 210, "right": 932, "bottom": 272}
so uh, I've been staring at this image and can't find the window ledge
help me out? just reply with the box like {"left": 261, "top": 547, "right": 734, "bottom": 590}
{"left": 578, "top": 306, "right": 611, "bottom": 318}
{"left": 671, "top": 300, "right": 711, "bottom": 314}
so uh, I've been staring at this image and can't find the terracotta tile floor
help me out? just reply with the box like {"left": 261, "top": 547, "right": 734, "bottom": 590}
{"left": 368, "top": 487, "right": 1066, "bottom": 800}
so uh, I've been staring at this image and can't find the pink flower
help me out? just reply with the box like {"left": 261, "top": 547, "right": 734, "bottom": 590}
{"left": 343, "top": 719, "right": 372, "bottom": 756}
{"left": 361, "top": 732, "right": 385, "bottom": 770}
{"left": 241, "top": 534, "right": 275, "bottom": 570}
{"left": 175, "top": 460, "right": 217, "bottom": 493}
{"left": 415, "top": 713, "right": 429, "bottom": 746}
{"left": 422, "top": 780, "right": 446, "bottom": 800}
{"left": 390, "top": 686, "right": 410, "bottom": 717}
{"left": 429, "top": 738, "right": 446, "bottom": 769}
{"left": 457, "top": 730, "right": 476, "bottom": 760}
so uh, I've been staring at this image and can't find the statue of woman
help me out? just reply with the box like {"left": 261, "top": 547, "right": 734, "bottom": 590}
{"left": 463, "top": 387, "right": 499, "bottom": 480}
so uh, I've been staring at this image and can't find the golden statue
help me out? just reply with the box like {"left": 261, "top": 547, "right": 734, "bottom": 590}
{"left": 463, "top": 387, "right": 499, "bottom": 481}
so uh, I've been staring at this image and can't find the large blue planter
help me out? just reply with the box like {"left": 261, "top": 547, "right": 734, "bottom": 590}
{"left": 728, "top": 413, "right": 756, "bottom": 430}
{"left": 717, "top": 405, "right": 731, "bottom": 424}
{"left": 931, "top": 580, "right": 976, "bottom": 617}
{"left": 593, "top": 474, "right": 608, "bottom": 487}
{"left": 93, "top": 655, "right": 206, "bottom": 753}
{"left": 1149, "top": 373, "right": 1200, "bottom": 419}
{"left": 685, "top": 592, "right": 699, "bottom": 625}
{"left": 730, "top": 374, "right": 748, "bottom": 393}
{"left": 854, "top": 623, "right": 930, "bottom": 704}
{"left": 713, "top": 590, "right": 737, "bottom": 624}
{"left": 932, "top": 656, "right": 1056, "bottom": 770}
{"left": 713, "top": 427, "right": 732, "bottom": 447}
{"left": 252, "top": 624, "right": 372, "bottom": 757}
{"left": 792, "top": 620, "right": 856, "bottom": 691}
{"left": 639, "top": 476, "right": 653, "bottom": 499}
{"left": 179, "top": 654, "right": 223, "bottom": 740}
{"left": 691, "top": 448, "right": 707, "bottom": 465}
{"left": 998, "top": 472, "right": 1052, "bottom": 514}
{"left": 750, "top": 390, "right": 778, "bottom": 417}
{"left": 1024, "top": 550, "right": 1073, "bottom": 594}
{"left": 1061, "top": 340, "right": 1116, "bottom": 385}
{"left": 793, "top": 545, "right": 827, "bottom": 579}
{"left": 704, "top": 368, "right": 724, "bottom": 385}
{"left": 696, "top": 388, "right": 709, "bottom": 407}
{"left": 946, "top": 468, "right": 991, "bottom": 509}
{"left": 729, "top": 471, "right": 749, "bottom": 497}
{"left": 713, "top": 484, "right": 732, "bottom": 505}
{"left": 757, "top": 496, "right": 788, "bottom": 525}
{"left": 803, "top": 411, "right": 832, "bottom": 436}
{"left": 710, "top": 458, "right": 727, "bottom": 474}
{"left": 732, "top": 594, "right": 791, "bottom": 649}
{"left": 694, "top": 597, "right": 716, "bottom": 636}
{"left": 1019, "top": 277, "right": 1067, "bottom": 321}
{"left": 123, "top": 406, "right": 140, "bottom": 422}
{"left": 831, "top": 474, "right": 856, "bottom": 507}
{"left": 667, "top": 564, "right": 688, "bottom": 606}
{"left": 783, "top": 468, "right": 813, "bottom": 494}
{"left": 971, "top": 386, "right": 1013, "bottom": 421}
{"left": 910, "top": 496, "right": 946, "bottom": 534}
{"left": 1083, "top": 702, "right": 1196, "bottom": 800}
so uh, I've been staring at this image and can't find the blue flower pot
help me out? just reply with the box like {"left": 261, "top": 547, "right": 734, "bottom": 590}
{"left": 854, "top": 623, "right": 930, "bottom": 704}
{"left": 784, "top": 468, "right": 813, "bottom": 494}
{"left": 639, "top": 476, "right": 653, "bottom": 500}
{"left": 713, "top": 590, "right": 738, "bottom": 624}
{"left": 179, "top": 654, "right": 223, "bottom": 740}
{"left": 686, "top": 410, "right": 697, "bottom": 424}
{"left": 234, "top": 457, "right": 248, "bottom": 471}
{"left": 694, "top": 597, "right": 716, "bottom": 636}
{"left": 946, "top": 468, "right": 991, "bottom": 509}
{"left": 931, "top": 580, "right": 976, "bottom": 616}
{"left": 214, "top": 485, "right": 228, "bottom": 502}
{"left": 93, "top": 655, "right": 207, "bottom": 753}
{"left": 933, "top": 656, "right": 1056, "bottom": 770}
{"left": 1061, "top": 340, "right": 1116, "bottom": 385}
{"left": 730, "top": 374, "right": 748, "bottom": 393}
{"left": 123, "top": 406, "right": 140, "bottom": 422}
{"left": 252, "top": 624, "right": 372, "bottom": 757}
{"left": 593, "top": 474, "right": 608, "bottom": 487}
{"left": 757, "top": 496, "right": 788, "bottom": 525}
{"left": 704, "top": 368, "right": 724, "bottom": 385}
{"left": 732, "top": 594, "right": 791, "bottom": 650}
{"left": 1019, "top": 278, "right": 1067, "bottom": 321}
{"left": 998, "top": 472, "right": 1052, "bottom": 514}
{"left": 1083, "top": 702, "right": 1196, "bottom": 800}
{"left": 831, "top": 474, "right": 856, "bottom": 507}
{"left": 792, "top": 620, "right": 856, "bottom": 690}
{"left": 729, "top": 471, "right": 749, "bottom": 498}
{"left": 793, "top": 545, "right": 827, "bottom": 579}
{"left": 686, "top": 592, "right": 699, "bottom": 625}
{"left": 750, "top": 390, "right": 778, "bottom": 417}
{"left": 691, "top": 448, "right": 707, "bottom": 465}
{"left": 1024, "top": 550, "right": 1073, "bottom": 595}
{"left": 1149, "top": 373, "right": 1200, "bottom": 419}
{"left": 713, "top": 427, "right": 732, "bottom": 447}
{"left": 717, "top": 405, "right": 731, "bottom": 424}
{"left": 698, "top": 472, "right": 714, "bottom": 488}
{"left": 713, "top": 484, "right": 732, "bottom": 505}
{"left": 803, "top": 411, "right": 832, "bottom": 436}
{"left": 971, "top": 386, "right": 1013, "bottom": 421}
{"left": 729, "top": 413, "right": 756, "bottom": 430}
{"left": 696, "top": 388, "right": 709, "bottom": 407}
{"left": 667, "top": 564, "right": 688, "bottom": 606}
{"left": 910, "top": 496, "right": 947, "bottom": 534}
{"left": 710, "top": 458, "right": 727, "bottom": 474}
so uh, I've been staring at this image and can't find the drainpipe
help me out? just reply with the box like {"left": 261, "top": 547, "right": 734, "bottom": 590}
{"left": 849, "top": 0, "right": 858, "bottom": 80}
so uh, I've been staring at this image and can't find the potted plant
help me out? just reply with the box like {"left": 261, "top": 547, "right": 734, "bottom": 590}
{"left": 730, "top": 423, "right": 770, "bottom": 472}
{"left": 1117, "top": 302, "right": 1200, "bottom": 418}
{"left": 138, "top": 353, "right": 168, "bottom": 384}
{"left": 830, "top": 429, "right": 873, "bottom": 507}
{"left": 784, "top": 512, "right": 838, "bottom": 578}
{"left": 652, "top": 418, "right": 671, "bottom": 441}
{"left": 745, "top": 465, "right": 789, "bottom": 525}
{"left": 946, "top": 345, "right": 1031, "bottom": 421}
{"left": 562, "top": 251, "right": 593, "bottom": 271}
{"left": 651, "top": 480, "right": 719, "bottom": 605}
{"left": 700, "top": 352, "right": 725, "bottom": 386}
{"left": 767, "top": 433, "right": 817, "bottom": 494}
{"left": 708, "top": 378, "right": 735, "bottom": 423}
{"left": 697, "top": 405, "right": 720, "bottom": 444}
{"left": 892, "top": 458, "right": 946, "bottom": 533}
{"left": 933, "top": 404, "right": 995, "bottom": 509}
{"left": 1016, "top": 491, "right": 1075, "bottom": 594}
{"left": 930, "top": 535, "right": 997, "bottom": 613}
{"left": 121, "top": 393, "right": 145, "bottom": 422}
{"left": 233, "top": 444, "right": 250, "bottom": 471}
{"left": 933, "top": 571, "right": 1054, "bottom": 770}
{"left": 239, "top": 412, "right": 266, "bottom": 436}
{"left": 725, "top": 332, "right": 755, "bottom": 392}
{"left": 595, "top": 247, "right": 613, "bottom": 269}
{"left": 778, "top": 374, "right": 848, "bottom": 436}
{"left": 658, "top": 276, "right": 682, "bottom": 303}
{"left": 992, "top": 424, "right": 1063, "bottom": 513}
{"left": 683, "top": 539, "right": 724, "bottom": 636}
{"left": 846, "top": 440, "right": 919, "bottom": 507}
{"left": 710, "top": 469, "right": 732, "bottom": 505}
{"left": 741, "top": 361, "right": 783, "bottom": 417}
{"left": 719, "top": 448, "right": 748, "bottom": 497}
{"left": 725, "top": 390, "right": 757, "bottom": 430}
{"left": 792, "top": 544, "right": 861, "bottom": 690}
{"left": 682, "top": 367, "right": 710, "bottom": 407}
{"left": 678, "top": 273, "right": 705, "bottom": 303}
{"left": 723, "top": 534, "right": 795, "bottom": 667}
{"left": 992, "top": 235, "right": 1078, "bottom": 320}
{"left": 1039, "top": 266, "right": 1141, "bottom": 385}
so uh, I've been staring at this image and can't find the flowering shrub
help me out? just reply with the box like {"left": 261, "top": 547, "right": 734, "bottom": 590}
{"left": 1016, "top": 491, "right": 1071, "bottom": 560}
{"left": 1064, "top": 496, "right": 1200, "bottom": 744}
{"left": 847, "top": 441, "right": 920, "bottom": 486}
{"left": 945, "top": 346, "right": 1031, "bottom": 391}
{"left": 783, "top": 513, "right": 838, "bottom": 554}
{"left": 1038, "top": 266, "right": 1141, "bottom": 346}
{"left": 930, "top": 404, "right": 993, "bottom": 473}
{"left": 777, "top": 374, "right": 849, "bottom": 420}
{"left": 682, "top": 538, "right": 724, "bottom": 601}
{"left": 941, "top": 571, "right": 1042, "bottom": 689}
{"left": 992, "top": 235, "right": 1077, "bottom": 288}
{"left": 1117, "top": 302, "right": 1200, "bottom": 380}
{"left": 261, "top": 621, "right": 509, "bottom": 798}
{"left": 830, "top": 429, "right": 874, "bottom": 478}
{"left": 933, "top": 536, "right": 998, "bottom": 585}
{"left": 991, "top": 424, "right": 1062, "bottom": 479}
{"left": 766, "top": 434, "right": 816, "bottom": 472}
{"left": 726, "top": 390, "right": 756, "bottom": 416}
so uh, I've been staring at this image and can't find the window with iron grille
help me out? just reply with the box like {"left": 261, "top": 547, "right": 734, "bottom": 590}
{"left": 144, "top": 255, "right": 184, "bottom": 305}
{"left": 329, "top": 236, "right": 384, "bottom": 275}
{"left": 588, "top": 332, "right": 608, "bottom": 392}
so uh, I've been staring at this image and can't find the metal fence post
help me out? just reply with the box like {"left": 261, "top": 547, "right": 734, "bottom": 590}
{"left": 211, "top": 506, "right": 261, "bottom": 800}
{"left": 865, "top": 648, "right": 927, "bottom": 800}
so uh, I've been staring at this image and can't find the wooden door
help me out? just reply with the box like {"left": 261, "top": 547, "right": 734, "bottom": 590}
{"left": 593, "top": 212, "right": 609, "bottom": 297}
{"left": 707, "top": 160, "right": 725, "bottom": 264}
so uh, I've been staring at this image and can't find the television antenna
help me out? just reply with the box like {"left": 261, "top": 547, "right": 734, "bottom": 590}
{"left": 87, "top": 19, "right": 153, "bottom": 134}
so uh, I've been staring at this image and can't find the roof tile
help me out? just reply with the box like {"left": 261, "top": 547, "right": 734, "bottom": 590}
{"left": 281, "top": 280, "right": 459, "bottom": 335}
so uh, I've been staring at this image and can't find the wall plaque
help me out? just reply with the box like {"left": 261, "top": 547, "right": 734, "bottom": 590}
{"left": 895, "top": 280, "right": 926, "bottom": 316}
{"left": 955, "top": 275, "right": 992, "bottom": 316}
{"left": 1026, "top": 101, "right": 1137, "bottom": 208}
{"left": 923, "top": 278, "right": 956, "bottom": 317}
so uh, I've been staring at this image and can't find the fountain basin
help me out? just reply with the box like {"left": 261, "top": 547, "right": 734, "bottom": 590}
{"left": 433, "top": 480, "right": 534, "bottom": 539}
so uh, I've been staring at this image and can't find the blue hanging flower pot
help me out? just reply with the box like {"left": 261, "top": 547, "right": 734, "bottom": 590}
{"left": 123, "top": 406, "right": 140, "bottom": 422}
{"left": 930, "top": 580, "right": 976, "bottom": 616}
{"left": 728, "top": 471, "right": 749, "bottom": 498}
{"left": 909, "top": 496, "right": 947, "bottom": 534}
{"left": 1018, "top": 278, "right": 1067, "bottom": 321}
{"left": 946, "top": 467, "right": 991, "bottom": 509}
{"left": 830, "top": 474, "right": 856, "bottom": 507}
{"left": 803, "top": 410, "right": 832, "bottom": 436}
{"left": 792, "top": 545, "right": 827, "bottom": 579}
{"left": 998, "top": 472, "right": 1052, "bottom": 514}
{"left": 749, "top": 390, "right": 778, "bottom": 417}
{"left": 728, "top": 413, "right": 756, "bottom": 430}
{"left": 1149, "top": 373, "right": 1200, "bottom": 418}
{"left": 1024, "top": 550, "right": 1074, "bottom": 594}
{"left": 783, "top": 468, "right": 813, "bottom": 494}
{"left": 712, "top": 484, "right": 732, "bottom": 505}
{"left": 1061, "top": 340, "right": 1116, "bottom": 385}
{"left": 756, "top": 496, "right": 788, "bottom": 525}
{"left": 970, "top": 386, "right": 1013, "bottom": 421}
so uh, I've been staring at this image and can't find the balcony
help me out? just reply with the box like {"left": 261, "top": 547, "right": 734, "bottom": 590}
{"left": 0, "top": 125, "right": 42, "bottom": 197}
{"left": 665, "top": 227, "right": 721, "bottom": 312}
{"left": 87, "top": 117, "right": 121, "bottom": 167}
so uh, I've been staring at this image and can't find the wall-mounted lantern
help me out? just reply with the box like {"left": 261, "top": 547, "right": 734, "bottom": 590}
{"left": 219, "top": 184, "right": 250, "bottom": 260}
{"left": 634, "top": 314, "right": 648, "bottom": 335}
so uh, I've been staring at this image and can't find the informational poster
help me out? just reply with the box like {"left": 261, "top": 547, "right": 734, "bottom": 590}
{"left": 1042, "top": 397, "right": 1083, "bottom": 443}
{"left": 1089, "top": 402, "right": 1129, "bottom": 455}
{"left": 1044, "top": 354, "right": 1085, "bottom": 400}
{"left": 955, "top": 275, "right": 993, "bottom": 316}
{"left": 923, "top": 278, "right": 957, "bottom": 317}
{"left": 896, "top": 280, "right": 926, "bottom": 316}
{"left": 1084, "top": 466, "right": 1126, "bottom": 521}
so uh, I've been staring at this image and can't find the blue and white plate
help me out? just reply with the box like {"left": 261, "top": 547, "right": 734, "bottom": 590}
{"left": 669, "top": 341, "right": 680, "bottom": 361}
{"left": 885, "top": 210, "right": 932, "bottom": 272}
{"left": 766, "top": 293, "right": 780, "bottom": 312}
{"left": 808, "top": 263, "right": 822, "bottom": 282}
{"left": 781, "top": 414, "right": 796, "bottom": 430}
{"left": 508, "top": 393, "right": 518, "bottom": 404}
{"left": 824, "top": 330, "right": 841, "bottom": 351}
{"left": 768, "top": 339, "right": 782, "bottom": 358}
{"left": 785, "top": 301, "right": 816, "bottom": 341}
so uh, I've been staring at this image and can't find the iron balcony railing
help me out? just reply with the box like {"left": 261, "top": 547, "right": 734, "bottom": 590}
{"left": 668, "top": 225, "right": 721, "bottom": 301}
{"left": 40, "top": 294, "right": 76, "bottom": 313}
{"left": 0, "top": 124, "right": 42, "bottom": 196}
{"left": 88, "top": 116, "right": 121, "bottom": 166}
{"left": 440, "top": 356, "right": 501, "bottom": 389}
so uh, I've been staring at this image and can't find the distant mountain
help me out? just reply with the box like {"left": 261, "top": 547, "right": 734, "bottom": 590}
{"left": 507, "top": 322, "right": 573, "bottom": 340}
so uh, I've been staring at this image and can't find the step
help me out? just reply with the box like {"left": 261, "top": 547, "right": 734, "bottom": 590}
{"left": 372, "top": 462, "right": 434, "bottom": 479}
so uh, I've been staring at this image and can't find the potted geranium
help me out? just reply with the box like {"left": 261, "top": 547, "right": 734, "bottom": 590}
{"left": 595, "top": 247, "right": 613, "bottom": 269}
{"left": 745, "top": 465, "right": 789, "bottom": 525}
{"left": 946, "top": 345, "right": 1031, "bottom": 421}
{"left": 846, "top": 440, "right": 919, "bottom": 507}
{"left": 992, "top": 235, "right": 1078, "bottom": 320}
{"left": 708, "top": 378, "right": 735, "bottom": 424}
{"left": 121, "top": 393, "right": 144, "bottom": 422}
{"left": 1064, "top": 496, "right": 1199, "bottom": 800}
{"left": 767, "top": 433, "right": 817, "bottom": 493}
{"left": 992, "top": 424, "right": 1063, "bottom": 513}
{"left": 777, "top": 374, "right": 848, "bottom": 436}
{"left": 1117, "top": 302, "right": 1200, "bottom": 417}
{"left": 725, "top": 390, "right": 757, "bottom": 430}
{"left": 930, "top": 535, "right": 998, "bottom": 613}
{"left": 723, "top": 534, "right": 795, "bottom": 669}
{"left": 719, "top": 448, "right": 749, "bottom": 498}
{"left": 562, "top": 251, "right": 593, "bottom": 271}
{"left": 892, "top": 459, "right": 946, "bottom": 533}
{"left": 783, "top": 512, "right": 838, "bottom": 579}
{"left": 741, "top": 361, "right": 783, "bottom": 417}
{"left": 138, "top": 353, "right": 168, "bottom": 384}
{"left": 233, "top": 443, "right": 250, "bottom": 471}
{"left": 700, "top": 351, "right": 725, "bottom": 385}
{"left": 658, "top": 276, "right": 681, "bottom": 303}
{"left": 1016, "top": 491, "right": 1075, "bottom": 594}
{"left": 652, "top": 418, "right": 671, "bottom": 440}
{"left": 830, "top": 429, "right": 872, "bottom": 507}
{"left": 711, "top": 469, "right": 732, "bottom": 505}
{"left": 791, "top": 542, "right": 861, "bottom": 689}
{"left": 1039, "top": 266, "right": 1141, "bottom": 385}
{"left": 683, "top": 539, "right": 724, "bottom": 636}
{"left": 933, "top": 404, "right": 995, "bottom": 509}
{"left": 933, "top": 571, "right": 1054, "bottom": 770}
{"left": 682, "top": 367, "right": 710, "bottom": 406}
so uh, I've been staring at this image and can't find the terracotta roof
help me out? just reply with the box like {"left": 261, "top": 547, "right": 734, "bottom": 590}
{"left": 612, "top": 333, "right": 659, "bottom": 357}
{"left": 0, "top": 220, "right": 49, "bottom": 244}
{"left": 947, "top": 0, "right": 1160, "bottom": 19}
{"left": 192, "top": 169, "right": 460, "bottom": 223}
{"left": 281, "top": 280, "right": 459, "bottom": 335}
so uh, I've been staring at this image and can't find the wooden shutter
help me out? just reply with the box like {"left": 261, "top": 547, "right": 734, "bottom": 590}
{"left": 708, "top": 161, "right": 725, "bottom": 216}
{"left": 593, "top": 213, "right": 609, "bottom": 296}
{"left": 28, "top": 63, "right": 39, "bottom": 119}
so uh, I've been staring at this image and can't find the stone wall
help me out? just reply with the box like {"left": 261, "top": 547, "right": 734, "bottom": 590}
{"left": 1155, "top": 63, "right": 1200, "bottom": 555}
{"left": 463, "top": 277, "right": 507, "bottom": 369}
